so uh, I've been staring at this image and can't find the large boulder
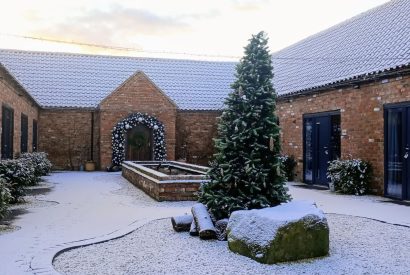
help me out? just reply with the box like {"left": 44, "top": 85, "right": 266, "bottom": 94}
{"left": 227, "top": 200, "right": 329, "bottom": 264}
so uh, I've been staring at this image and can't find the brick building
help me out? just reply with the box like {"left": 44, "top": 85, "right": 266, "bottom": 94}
{"left": 0, "top": 0, "right": 409, "bottom": 199}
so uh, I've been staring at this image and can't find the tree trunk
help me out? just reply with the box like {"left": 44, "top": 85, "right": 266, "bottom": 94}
{"left": 191, "top": 203, "right": 216, "bottom": 239}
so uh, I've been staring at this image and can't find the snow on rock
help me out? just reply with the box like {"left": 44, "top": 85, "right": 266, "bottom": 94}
{"left": 227, "top": 200, "right": 329, "bottom": 264}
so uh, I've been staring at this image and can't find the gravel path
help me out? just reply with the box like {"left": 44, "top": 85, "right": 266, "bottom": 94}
{"left": 54, "top": 214, "right": 410, "bottom": 275}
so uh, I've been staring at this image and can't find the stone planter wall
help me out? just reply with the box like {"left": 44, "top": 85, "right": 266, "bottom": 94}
{"left": 122, "top": 161, "right": 207, "bottom": 201}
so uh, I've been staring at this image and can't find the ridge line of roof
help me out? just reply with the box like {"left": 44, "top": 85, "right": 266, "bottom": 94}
{"left": 272, "top": 0, "right": 393, "bottom": 57}
{"left": 0, "top": 48, "right": 238, "bottom": 65}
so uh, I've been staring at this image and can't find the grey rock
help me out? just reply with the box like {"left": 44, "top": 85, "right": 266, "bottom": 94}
{"left": 227, "top": 200, "right": 329, "bottom": 264}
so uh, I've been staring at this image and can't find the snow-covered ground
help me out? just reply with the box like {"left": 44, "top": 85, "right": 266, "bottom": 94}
{"left": 54, "top": 214, "right": 410, "bottom": 275}
{"left": 2, "top": 171, "right": 410, "bottom": 274}
{"left": 0, "top": 172, "right": 193, "bottom": 274}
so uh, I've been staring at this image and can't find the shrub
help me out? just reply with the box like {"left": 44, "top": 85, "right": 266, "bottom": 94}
{"left": 0, "top": 159, "right": 39, "bottom": 186}
{"left": 327, "top": 159, "right": 372, "bottom": 195}
{"left": 280, "top": 155, "right": 297, "bottom": 181}
{"left": 0, "top": 159, "right": 38, "bottom": 202}
{"left": 20, "top": 152, "right": 52, "bottom": 177}
{"left": 0, "top": 177, "right": 11, "bottom": 219}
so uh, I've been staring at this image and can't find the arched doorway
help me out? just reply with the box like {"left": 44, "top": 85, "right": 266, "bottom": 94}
{"left": 111, "top": 112, "right": 167, "bottom": 166}
{"left": 125, "top": 125, "right": 153, "bottom": 161}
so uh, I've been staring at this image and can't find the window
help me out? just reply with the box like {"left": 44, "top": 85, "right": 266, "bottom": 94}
{"left": 21, "top": 114, "right": 28, "bottom": 153}
{"left": 1, "top": 105, "right": 14, "bottom": 159}
{"left": 33, "top": 119, "right": 38, "bottom": 152}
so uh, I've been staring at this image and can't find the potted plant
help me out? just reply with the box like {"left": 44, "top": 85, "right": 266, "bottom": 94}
{"left": 84, "top": 145, "right": 96, "bottom": 171}
{"left": 85, "top": 160, "right": 96, "bottom": 171}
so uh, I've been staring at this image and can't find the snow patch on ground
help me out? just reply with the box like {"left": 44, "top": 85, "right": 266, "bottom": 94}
{"left": 54, "top": 214, "right": 410, "bottom": 275}
{"left": 108, "top": 172, "right": 194, "bottom": 208}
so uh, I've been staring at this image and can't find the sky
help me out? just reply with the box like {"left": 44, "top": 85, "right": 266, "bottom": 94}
{"left": 0, "top": 0, "right": 390, "bottom": 60}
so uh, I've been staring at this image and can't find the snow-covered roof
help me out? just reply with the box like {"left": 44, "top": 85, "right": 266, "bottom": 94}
{"left": 0, "top": 50, "right": 235, "bottom": 110}
{"left": 272, "top": 0, "right": 410, "bottom": 96}
{"left": 0, "top": 0, "right": 409, "bottom": 109}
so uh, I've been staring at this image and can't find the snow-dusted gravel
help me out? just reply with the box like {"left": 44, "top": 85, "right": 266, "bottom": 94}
{"left": 54, "top": 214, "right": 410, "bottom": 275}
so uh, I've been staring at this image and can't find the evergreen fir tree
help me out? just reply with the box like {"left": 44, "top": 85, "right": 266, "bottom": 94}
{"left": 199, "top": 31, "right": 290, "bottom": 219}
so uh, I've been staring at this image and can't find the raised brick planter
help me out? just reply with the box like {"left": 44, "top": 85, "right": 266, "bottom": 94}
{"left": 122, "top": 161, "right": 209, "bottom": 201}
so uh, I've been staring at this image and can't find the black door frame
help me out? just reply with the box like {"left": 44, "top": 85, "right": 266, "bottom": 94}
{"left": 20, "top": 113, "right": 28, "bottom": 153}
{"left": 32, "top": 119, "right": 38, "bottom": 152}
{"left": 1, "top": 104, "right": 14, "bottom": 159}
{"left": 384, "top": 101, "right": 410, "bottom": 200}
{"left": 303, "top": 110, "right": 340, "bottom": 185}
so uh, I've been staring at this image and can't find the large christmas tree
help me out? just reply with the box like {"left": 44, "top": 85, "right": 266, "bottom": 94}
{"left": 199, "top": 31, "right": 290, "bottom": 220}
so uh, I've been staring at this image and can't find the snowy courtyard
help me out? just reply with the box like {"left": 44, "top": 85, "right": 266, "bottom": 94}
{"left": 1, "top": 171, "right": 410, "bottom": 274}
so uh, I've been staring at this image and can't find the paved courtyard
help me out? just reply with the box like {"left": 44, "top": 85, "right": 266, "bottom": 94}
{"left": 1, "top": 172, "right": 410, "bottom": 274}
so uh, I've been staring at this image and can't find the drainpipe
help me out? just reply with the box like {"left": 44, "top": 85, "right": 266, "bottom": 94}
{"left": 90, "top": 112, "right": 94, "bottom": 161}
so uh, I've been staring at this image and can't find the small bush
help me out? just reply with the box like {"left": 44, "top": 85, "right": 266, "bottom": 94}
{"left": 327, "top": 159, "right": 372, "bottom": 195}
{"left": 280, "top": 155, "right": 297, "bottom": 181}
{"left": 0, "top": 152, "right": 52, "bottom": 206}
{"left": 20, "top": 152, "right": 52, "bottom": 177}
{"left": 0, "top": 159, "right": 38, "bottom": 202}
{"left": 0, "top": 159, "right": 39, "bottom": 186}
{"left": 0, "top": 177, "right": 11, "bottom": 219}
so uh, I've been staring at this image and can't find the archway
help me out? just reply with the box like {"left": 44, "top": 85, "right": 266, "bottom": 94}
{"left": 111, "top": 113, "right": 166, "bottom": 166}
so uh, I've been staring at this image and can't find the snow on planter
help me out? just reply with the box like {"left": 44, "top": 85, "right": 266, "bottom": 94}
{"left": 227, "top": 200, "right": 329, "bottom": 264}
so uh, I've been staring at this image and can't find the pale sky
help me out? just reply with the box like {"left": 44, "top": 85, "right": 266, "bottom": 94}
{"left": 0, "top": 0, "right": 390, "bottom": 60}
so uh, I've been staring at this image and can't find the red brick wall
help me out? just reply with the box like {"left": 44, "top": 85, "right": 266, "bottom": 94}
{"left": 98, "top": 72, "right": 177, "bottom": 169}
{"left": 278, "top": 75, "right": 410, "bottom": 193}
{"left": 176, "top": 111, "right": 220, "bottom": 166}
{"left": 38, "top": 109, "right": 97, "bottom": 170}
{"left": 0, "top": 67, "right": 39, "bottom": 158}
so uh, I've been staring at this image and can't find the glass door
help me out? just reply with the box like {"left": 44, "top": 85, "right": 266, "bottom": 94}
{"left": 304, "top": 112, "right": 341, "bottom": 185}
{"left": 385, "top": 105, "right": 410, "bottom": 199}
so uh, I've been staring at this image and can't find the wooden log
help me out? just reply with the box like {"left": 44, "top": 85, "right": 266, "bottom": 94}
{"left": 191, "top": 203, "right": 216, "bottom": 239}
{"left": 189, "top": 220, "right": 198, "bottom": 236}
{"left": 171, "top": 215, "right": 193, "bottom": 232}
{"left": 189, "top": 220, "right": 199, "bottom": 236}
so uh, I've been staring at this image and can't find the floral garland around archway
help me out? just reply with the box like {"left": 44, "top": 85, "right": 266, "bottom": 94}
{"left": 111, "top": 113, "right": 166, "bottom": 166}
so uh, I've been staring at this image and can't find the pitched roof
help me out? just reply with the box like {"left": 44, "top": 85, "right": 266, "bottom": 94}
{"left": 272, "top": 0, "right": 410, "bottom": 95}
{"left": 0, "top": 50, "right": 236, "bottom": 110}
{"left": 0, "top": 0, "right": 409, "bottom": 109}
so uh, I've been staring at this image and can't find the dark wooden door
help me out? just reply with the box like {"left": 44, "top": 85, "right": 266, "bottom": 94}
{"left": 125, "top": 125, "right": 153, "bottom": 161}
{"left": 2, "top": 106, "right": 14, "bottom": 159}
{"left": 304, "top": 112, "right": 341, "bottom": 185}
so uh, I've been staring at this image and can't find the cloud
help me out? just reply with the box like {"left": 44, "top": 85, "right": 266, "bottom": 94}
{"left": 231, "top": 0, "right": 270, "bottom": 11}
{"left": 30, "top": 6, "right": 190, "bottom": 47}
